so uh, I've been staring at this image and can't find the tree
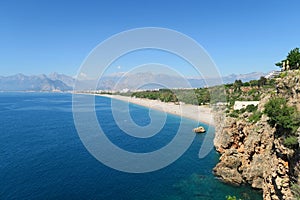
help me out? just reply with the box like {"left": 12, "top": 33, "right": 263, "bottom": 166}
{"left": 249, "top": 80, "right": 258, "bottom": 87}
{"left": 258, "top": 76, "right": 267, "bottom": 87}
{"left": 276, "top": 47, "right": 300, "bottom": 70}
{"left": 264, "top": 97, "right": 299, "bottom": 136}
{"left": 233, "top": 80, "right": 243, "bottom": 92}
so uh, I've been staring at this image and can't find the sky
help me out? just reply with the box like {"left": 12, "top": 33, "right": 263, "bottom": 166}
{"left": 0, "top": 0, "right": 300, "bottom": 77}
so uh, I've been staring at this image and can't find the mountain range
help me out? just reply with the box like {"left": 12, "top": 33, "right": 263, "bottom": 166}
{"left": 0, "top": 71, "right": 267, "bottom": 92}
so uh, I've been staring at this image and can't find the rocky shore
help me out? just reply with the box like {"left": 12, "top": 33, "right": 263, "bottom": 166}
{"left": 213, "top": 70, "right": 300, "bottom": 200}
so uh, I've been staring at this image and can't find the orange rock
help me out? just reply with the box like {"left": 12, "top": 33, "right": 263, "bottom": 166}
{"left": 283, "top": 161, "right": 289, "bottom": 168}
{"left": 237, "top": 145, "right": 245, "bottom": 153}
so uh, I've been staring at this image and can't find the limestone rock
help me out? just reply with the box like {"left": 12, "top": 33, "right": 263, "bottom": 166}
{"left": 212, "top": 70, "right": 300, "bottom": 200}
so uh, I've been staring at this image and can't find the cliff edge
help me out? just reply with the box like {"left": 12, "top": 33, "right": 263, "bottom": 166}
{"left": 213, "top": 70, "right": 300, "bottom": 200}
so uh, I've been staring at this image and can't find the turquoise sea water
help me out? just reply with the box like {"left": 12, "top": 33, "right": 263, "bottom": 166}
{"left": 0, "top": 93, "right": 262, "bottom": 200}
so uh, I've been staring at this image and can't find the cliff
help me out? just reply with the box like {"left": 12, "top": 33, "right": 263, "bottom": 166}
{"left": 213, "top": 70, "right": 300, "bottom": 200}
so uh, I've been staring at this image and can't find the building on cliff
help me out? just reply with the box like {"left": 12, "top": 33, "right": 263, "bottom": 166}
{"left": 233, "top": 101, "right": 259, "bottom": 110}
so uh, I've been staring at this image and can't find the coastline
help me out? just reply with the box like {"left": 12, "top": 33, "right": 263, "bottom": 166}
{"left": 99, "top": 94, "right": 214, "bottom": 125}
{"left": 1, "top": 91, "right": 214, "bottom": 125}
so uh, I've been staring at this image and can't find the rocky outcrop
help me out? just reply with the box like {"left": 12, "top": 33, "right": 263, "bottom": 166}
{"left": 276, "top": 70, "right": 300, "bottom": 111}
{"left": 214, "top": 112, "right": 295, "bottom": 199}
{"left": 213, "top": 70, "right": 300, "bottom": 200}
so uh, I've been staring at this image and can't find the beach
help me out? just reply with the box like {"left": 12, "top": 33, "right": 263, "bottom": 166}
{"left": 100, "top": 94, "right": 214, "bottom": 125}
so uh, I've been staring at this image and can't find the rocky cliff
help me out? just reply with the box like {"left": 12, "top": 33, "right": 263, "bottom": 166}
{"left": 213, "top": 70, "right": 300, "bottom": 200}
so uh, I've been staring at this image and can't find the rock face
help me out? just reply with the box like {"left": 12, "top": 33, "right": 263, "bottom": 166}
{"left": 276, "top": 70, "right": 300, "bottom": 111}
{"left": 214, "top": 114, "right": 294, "bottom": 199}
{"left": 213, "top": 70, "right": 300, "bottom": 200}
{"left": 193, "top": 126, "right": 206, "bottom": 133}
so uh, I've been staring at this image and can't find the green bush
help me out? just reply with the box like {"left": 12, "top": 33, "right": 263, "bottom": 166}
{"left": 264, "top": 97, "right": 300, "bottom": 149}
{"left": 248, "top": 111, "right": 262, "bottom": 123}
{"left": 279, "top": 72, "right": 288, "bottom": 78}
{"left": 229, "top": 112, "right": 239, "bottom": 118}
{"left": 291, "top": 183, "right": 300, "bottom": 200}
{"left": 239, "top": 108, "right": 246, "bottom": 113}
{"left": 264, "top": 97, "right": 299, "bottom": 134}
{"left": 284, "top": 136, "right": 299, "bottom": 148}
{"left": 276, "top": 47, "right": 300, "bottom": 70}
{"left": 228, "top": 110, "right": 240, "bottom": 118}
{"left": 245, "top": 104, "right": 258, "bottom": 112}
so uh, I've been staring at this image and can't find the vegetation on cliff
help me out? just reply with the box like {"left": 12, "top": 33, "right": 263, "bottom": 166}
{"left": 276, "top": 48, "right": 300, "bottom": 70}
{"left": 121, "top": 48, "right": 300, "bottom": 200}
{"left": 264, "top": 97, "right": 300, "bottom": 149}
{"left": 291, "top": 183, "right": 300, "bottom": 200}
{"left": 216, "top": 48, "right": 300, "bottom": 200}
{"left": 129, "top": 76, "right": 275, "bottom": 108}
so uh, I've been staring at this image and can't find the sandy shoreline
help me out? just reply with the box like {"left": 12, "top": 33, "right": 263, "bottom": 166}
{"left": 99, "top": 94, "right": 214, "bottom": 125}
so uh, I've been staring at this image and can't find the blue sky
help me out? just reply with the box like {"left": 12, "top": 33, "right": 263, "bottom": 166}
{"left": 1, "top": 0, "right": 299, "bottom": 77}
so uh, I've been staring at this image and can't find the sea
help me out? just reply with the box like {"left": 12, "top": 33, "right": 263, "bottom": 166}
{"left": 0, "top": 92, "right": 262, "bottom": 200}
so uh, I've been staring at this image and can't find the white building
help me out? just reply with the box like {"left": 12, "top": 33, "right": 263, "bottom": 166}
{"left": 234, "top": 101, "right": 260, "bottom": 110}
{"left": 265, "top": 70, "right": 280, "bottom": 79}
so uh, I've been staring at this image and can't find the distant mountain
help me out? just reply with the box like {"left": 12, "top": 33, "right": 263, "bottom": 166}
{"left": 0, "top": 73, "right": 71, "bottom": 91}
{"left": 222, "top": 72, "right": 267, "bottom": 83}
{"left": 96, "top": 72, "right": 192, "bottom": 90}
{"left": 48, "top": 72, "right": 75, "bottom": 87}
{"left": 0, "top": 71, "right": 267, "bottom": 92}
{"left": 94, "top": 71, "right": 268, "bottom": 90}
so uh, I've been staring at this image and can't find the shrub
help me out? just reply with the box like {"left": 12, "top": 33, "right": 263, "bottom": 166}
{"left": 264, "top": 97, "right": 300, "bottom": 149}
{"left": 239, "top": 108, "right": 246, "bottom": 113}
{"left": 291, "top": 183, "right": 300, "bottom": 200}
{"left": 228, "top": 109, "right": 241, "bottom": 118}
{"left": 284, "top": 136, "right": 299, "bottom": 148}
{"left": 279, "top": 72, "right": 288, "bottom": 78}
{"left": 276, "top": 47, "right": 300, "bottom": 70}
{"left": 264, "top": 97, "right": 299, "bottom": 135}
{"left": 229, "top": 112, "right": 239, "bottom": 118}
{"left": 245, "top": 104, "right": 258, "bottom": 112}
{"left": 248, "top": 111, "right": 262, "bottom": 123}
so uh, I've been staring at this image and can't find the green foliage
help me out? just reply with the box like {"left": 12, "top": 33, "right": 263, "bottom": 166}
{"left": 258, "top": 76, "right": 267, "bottom": 87}
{"left": 228, "top": 104, "right": 258, "bottom": 119}
{"left": 229, "top": 111, "right": 239, "bottom": 118}
{"left": 249, "top": 80, "right": 258, "bottom": 87}
{"left": 247, "top": 88, "right": 257, "bottom": 96}
{"left": 267, "top": 78, "right": 276, "bottom": 87}
{"left": 209, "top": 86, "right": 226, "bottom": 104}
{"left": 226, "top": 195, "right": 242, "bottom": 200}
{"left": 276, "top": 47, "right": 300, "bottom": 70}
{"left": 224, "top": 75, "right": 277, "bottom": 110}
{"left": 279, "top": 71, "right": 288, "bottom": 78}
{"left": 243, "top": 82, "right": 250, "bottom": 87}
{"left": 131, "top": 88, "right": 212, "bottom": 105}
{"left": 287, "top": 48, "right": 300, "bottom": 69}
{"left": 264, "top": 97, "right": 300, "bottom": 149}
{"left": 96, "top": 91, "right": 112, "bottom": 95}
{"left": 284, "top": 136, "right": 299, "bottom": 149}
{"left": 264, "top": 97, "right": 299, "bottom": 133}
{"left": 291, "top": 183, "right": 300, "bottom": 200}
{"left": 248, "top": 111, "right": 262, "bottom": 123}
{"left": 233, "top": 80, "right": 243, "bottom": 91}
{"left": 245, "top": 104, "right": 258, "bottom": 112}
{"left": 238, "top": 105, "right": 257, "bottom": 114}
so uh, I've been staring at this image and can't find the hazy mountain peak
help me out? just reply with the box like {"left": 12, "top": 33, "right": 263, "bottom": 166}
{"left": 0, "top": 71, "right": 268, "bottom": 91}
{"left": 0, "top": 73, "right": 71, "bottom": 91}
